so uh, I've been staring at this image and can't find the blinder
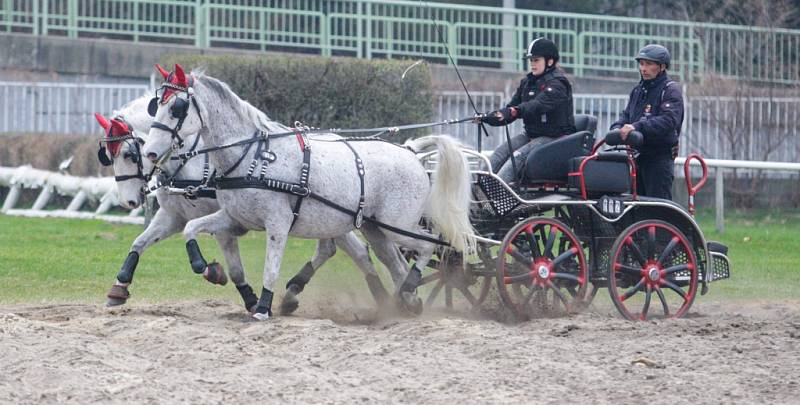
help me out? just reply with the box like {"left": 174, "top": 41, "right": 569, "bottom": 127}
{"left": 98, "top": 146, "right": 113, "bottom": 166}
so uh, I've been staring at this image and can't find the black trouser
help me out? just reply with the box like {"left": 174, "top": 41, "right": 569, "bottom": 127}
{"left": 490, "top": 133, "right": 554, "bottom": 183}
{"left": 636, "top": 155, "right": 675, "bottom": 200}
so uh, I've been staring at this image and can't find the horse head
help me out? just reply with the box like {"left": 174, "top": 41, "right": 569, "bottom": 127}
{"left": 143, "top": 63, "right": 205, "bottom": 164}
{"left": 94, "top": 113, "right": 147, "bottom": 209}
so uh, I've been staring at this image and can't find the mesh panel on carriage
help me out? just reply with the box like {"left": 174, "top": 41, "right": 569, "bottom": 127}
{"left": 475, "top": 173, "right": 520, "bottom": 217}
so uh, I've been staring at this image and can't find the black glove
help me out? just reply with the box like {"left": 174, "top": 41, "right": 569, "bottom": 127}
{"left": 497, "top": 107, "right": 517, "bottom": 123}
{"left": 479, "top": 108, "right": 516, "bottom": 127}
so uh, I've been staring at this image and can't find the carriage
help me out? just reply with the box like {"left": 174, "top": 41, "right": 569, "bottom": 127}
{"left": 130, "top": 65, "right": 730, "bottom": 321}
{"left": 413, "top": 114, "right": 732, "bottom": 321}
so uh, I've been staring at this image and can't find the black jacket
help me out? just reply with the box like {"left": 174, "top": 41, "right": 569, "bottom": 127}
{"left": 506, "top": 67, "right": 576, "bottom": 138}
{"left": 611, "top": 72, "right": 684, "bottom": 158}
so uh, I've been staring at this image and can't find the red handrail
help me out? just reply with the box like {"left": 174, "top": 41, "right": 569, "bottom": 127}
{"left": 683, "top": 153, "right": 708, "bottom": 216}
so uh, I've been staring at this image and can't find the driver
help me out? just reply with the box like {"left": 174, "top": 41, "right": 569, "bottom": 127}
{"left": 477, "top": 37, "right": 576, "bottom": 183}
{"left": 610, "top": 44, "right": 684, "bottom": 200}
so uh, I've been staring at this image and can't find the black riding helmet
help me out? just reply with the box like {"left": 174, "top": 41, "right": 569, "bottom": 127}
{"left": 635, "top": 44, "right": 670, "bottom": 69}
{"left": 523, "top": 37, "right": 559, "bottom": 63}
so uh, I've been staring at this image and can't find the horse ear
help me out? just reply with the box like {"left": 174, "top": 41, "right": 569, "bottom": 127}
{"left": 110, "top": 119, "right": 127, "bottom": 135}
{"left": 174, "top": 64, "right": 187, "bottom": 87}
{"left": 94, "top": 113, "right": 111, "bottom": 131}
{"left": 155, "top": 64, "right": 170, "bottom": 80}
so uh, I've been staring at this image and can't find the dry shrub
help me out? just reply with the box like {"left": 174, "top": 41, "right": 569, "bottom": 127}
{"left": 0, "top": 133, "right": 112, "bottom": 177}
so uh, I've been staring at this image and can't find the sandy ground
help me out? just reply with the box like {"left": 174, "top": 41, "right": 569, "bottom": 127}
{"left": 1, "top": 296, "right": 798, "bottom": 404}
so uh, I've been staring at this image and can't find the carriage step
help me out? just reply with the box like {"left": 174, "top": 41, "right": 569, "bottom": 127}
{"left": 707, "top": 241, "right": 731, "bottom": 282}
{"left": 707, "top": 241, "right": 728, "bottom": 255}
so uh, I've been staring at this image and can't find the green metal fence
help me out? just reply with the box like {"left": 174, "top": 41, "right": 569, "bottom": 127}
{"left": 2, "top": 0, "right": 798, "bottom": 84}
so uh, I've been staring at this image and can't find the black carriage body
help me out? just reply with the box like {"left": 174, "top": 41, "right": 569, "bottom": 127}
{"left": 470, "top": 174, "right": 711, "bottom": 290}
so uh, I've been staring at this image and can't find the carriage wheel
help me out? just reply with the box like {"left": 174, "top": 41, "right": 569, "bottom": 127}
{"left": 496, "top": 218, "right": 588, "bottom": 321}
{"left": 608, "top": 220, "right": 698, "bottom": 321}
{"left": 418, "top": 247, "right": 492, "bottom": 313}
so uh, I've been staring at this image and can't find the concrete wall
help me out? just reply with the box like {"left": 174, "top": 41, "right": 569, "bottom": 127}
{"left": 0, "top": 32, "right": 634, "bottom": 94}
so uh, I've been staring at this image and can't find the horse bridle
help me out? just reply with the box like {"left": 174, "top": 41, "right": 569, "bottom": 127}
{"left": 148, "top": 80, "right": 204, "bottom": 150}
{"left": 97, "top": 133, "right": 148, "bottom": 183}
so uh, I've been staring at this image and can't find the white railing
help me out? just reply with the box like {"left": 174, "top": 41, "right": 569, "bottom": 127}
{"left": 435, "top": 91, "right": 800, "bottom": 165}
{"left": 1, "top": 80, "right": 797, "bottom": 165}
{"left": 0, "top": 165, "right": 142, "bottom": 224}
{"left": 0, "top": 81, "right": 149, "bottom": 134}
{"left": 678, "top": 158, "right": 800, "bottom": 233}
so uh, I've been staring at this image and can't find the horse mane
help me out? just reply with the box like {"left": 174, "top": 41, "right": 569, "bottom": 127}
{"left": 194, "top": 72, "right": 292, "bottom": 134}
{"left": 113, "top": 93, "right": 153, "bottom": 135}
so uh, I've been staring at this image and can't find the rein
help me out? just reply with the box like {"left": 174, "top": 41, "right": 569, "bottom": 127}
{"left": 175, "top": 117, "right": 474, "bottom": 161}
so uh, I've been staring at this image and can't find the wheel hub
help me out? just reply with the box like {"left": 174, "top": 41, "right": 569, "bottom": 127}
{"left": 648, "top": 267, "right": 660, "bottom": 282}
{"left": 537, "top": 265, "right": 550, "bottom": 279}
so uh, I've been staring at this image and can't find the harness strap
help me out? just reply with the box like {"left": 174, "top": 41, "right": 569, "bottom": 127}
{"left": 341, "top": 140, "right": 366, "bottom": 228}
{"left": 289, "top": 134, "right": 311, "bottom": 230}
{"left": 221, "top": 131, "right": 260, "bottom": 177}
{"left": 214, "top": 176, "right": 448, "bottom": 246}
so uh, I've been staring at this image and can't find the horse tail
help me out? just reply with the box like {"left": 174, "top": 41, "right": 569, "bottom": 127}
{"left": 414, "top": 135, "right": 476, "bottom": 255}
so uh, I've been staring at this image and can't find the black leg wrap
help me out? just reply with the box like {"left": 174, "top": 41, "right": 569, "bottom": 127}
{"left": 185, "top": 239, "right": 207, "bottom": 274}
{"left": 116, "top": 252, "right": 140, "bottom": 284}
{"left": 285, "top": 261, "right": 314, "bottom": 292}
{"left": 400, "top": 265, "right": 422, "bottom": 294}
{"left": 236, "top": 284, "right": 258, "bottom": 312}
{"left": 255, "top": 288, "right": 274, "bottom": 317}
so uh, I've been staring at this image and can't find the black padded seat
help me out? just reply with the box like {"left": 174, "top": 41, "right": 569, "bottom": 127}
{"left": 573, "top": 114, "right": 598, "bottom": 135}
{"left": 522, "top": 114, "right": 597, "bottom": 185}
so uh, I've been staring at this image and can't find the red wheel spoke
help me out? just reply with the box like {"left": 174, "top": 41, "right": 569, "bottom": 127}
{"left": 419, "top": 272, "right": 441, "bottom": 286}
{"left": 521, "top": 285, "right": 540, "bottom": 309}
{"left": 544, "top": 227, "right": 557, "bottom": 258}
{"left": 524, "top": 227, "right": 542, "bottom": 258}
{"left": 545, "top": 280, "right": 570, "bottom": 309}
{"left": 425, "top": 279, "right": 445, "bottom": 307}
{"left": 615, "top": 263, "right": 642, "bottom": 276}
{"left": 620, "top": 278, "right": 645, "bottom": 302}
{"left": 654, "top": 286, "right": 670, "bottom": 316}
{"left": 663, "top": 264, "right": 690, "bottom": 275}
{"left": 626, "top": 238, "right": 648, "bottom": 266}
{"left": 506, "top": 245, "right": 533, "bottom": 266}
{"left": 646, "top": 226, "right": 656, "bottom": 261}
{"left": 640, "top": 286, "right": 652, "bottom": 321}
{"left": 504, "top": 272, "right": 533, "bottom": 285}
{"left": 552, "top": 272, "right": 581, "bottom": 283}
{"left": 661, "top": 279, "right": 687, "bottom": 300}
{"left": 459, "top": 286, "right": 479, "bottom": 307}
{"left": 551, "top": 247, "right": 577, "bottom": 268}
{"left": 657, "top": 237, "right": 680, "bottom": 265}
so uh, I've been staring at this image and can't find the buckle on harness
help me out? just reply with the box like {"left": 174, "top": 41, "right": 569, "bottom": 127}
{"left": 289, "top": 185, "right": 310, "bottom": 197}
{"left": 354, "top": 209, "right": 364, "bottom": 228}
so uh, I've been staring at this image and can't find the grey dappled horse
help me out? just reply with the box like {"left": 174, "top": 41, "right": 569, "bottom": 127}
{"left": 97, "top": 94, "right": 396, "bottom": 313}
{"left": 142, "top": 64, "right": 475, "bottom": 320}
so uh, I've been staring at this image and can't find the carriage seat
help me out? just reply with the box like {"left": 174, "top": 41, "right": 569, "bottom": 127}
{"left": 521, "top": 114, "right": 597, "bottom": 185}
{"left": 567, "top": 151, "right": 632, "bottom": 195}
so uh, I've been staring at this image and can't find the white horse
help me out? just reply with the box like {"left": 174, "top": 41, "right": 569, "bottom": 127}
{"left": 142, "top": 64, "right": 475, "bottom": 320}
{"left": 96, "top": 93, "right": 395, "bottom": 313}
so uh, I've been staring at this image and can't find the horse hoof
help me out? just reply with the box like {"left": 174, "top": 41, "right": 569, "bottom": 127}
{"left": 279, "top": 295, "right": 300, "bottom": 316}
{"left": 106, "top": 297, "right": 127, "bottom": 307}
{"left": 106, "top": 284, "right": 130, "bottom": 307}
{"left": 397, "top": 292, "right": 423, "bottom": 316}
{"left": 252, "top": 312, "right": 271, "bottom": 321}
{"left": 203, "top": 262, "right": 228, "bottom": 286}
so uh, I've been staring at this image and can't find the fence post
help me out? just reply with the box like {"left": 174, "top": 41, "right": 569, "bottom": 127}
{"left": 67, "top": 0, "right": 77, "bottom": 39}
{"left": 500, "top": 0, "right": 516, "bottom": 71}
{"left": 194, "top": 0, "right": 205, "bottom": 48}
{"left": 32, "top": 0, "right": 39, "bottom": 35}
{"left": 2, "top": 0, "right": 9, "bottom": 33}
{"left": 1, "top": 184, "right": 21, "bottom": 212}
{"left": 715, "top": 167, "right": 724, "bottom": 233}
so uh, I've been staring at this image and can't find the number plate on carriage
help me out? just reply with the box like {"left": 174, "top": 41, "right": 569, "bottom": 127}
{"left": 598, "top": 195, "right": 624, "bottom": 217}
